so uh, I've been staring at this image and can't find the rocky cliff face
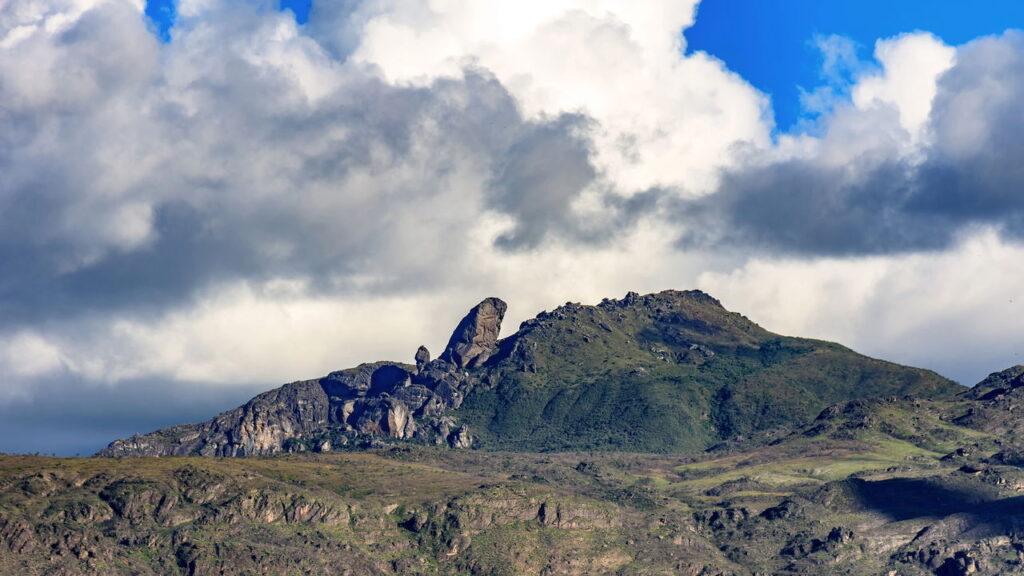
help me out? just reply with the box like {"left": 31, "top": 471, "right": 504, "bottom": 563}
{"left": 100, "top": 298, "right": 509, "bottom": 457}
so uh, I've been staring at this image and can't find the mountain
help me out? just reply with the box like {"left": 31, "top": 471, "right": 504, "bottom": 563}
{"left": 7, "top": 291, "right": 1024, "bottom": 575}
{"left": 99, "top": 290, "right": 958, "bottom": 457}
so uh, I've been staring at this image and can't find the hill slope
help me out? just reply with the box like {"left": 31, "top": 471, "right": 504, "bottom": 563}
{"left": 100, "top": 290, "right": 958, "bottom": 457}
{"left": 460, "top": 290, "right": 957, "bottom": 451}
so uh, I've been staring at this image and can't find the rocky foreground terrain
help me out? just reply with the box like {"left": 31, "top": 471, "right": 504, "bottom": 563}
{"left": 4, "top": 291, "right": 1024, "bottom": 575}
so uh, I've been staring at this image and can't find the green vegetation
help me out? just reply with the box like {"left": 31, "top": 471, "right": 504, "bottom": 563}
{"left": 4, "top": 387, "right": 1024, "bottom": 576}
{"left": 459, "top": 291, "right": 958, "bottom": 453}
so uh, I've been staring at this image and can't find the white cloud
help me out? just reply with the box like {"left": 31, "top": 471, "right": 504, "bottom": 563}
{"left": 0, "top": 0, "right": 144, "bottom": 48}
{"left": 342, "top": 0, "right": 772, "bottom": 193}
{"left": 780, "top": 33, "right": 956, "bottom": 168}
{"left": 0, "top": 0, "right": 756, "bottom": 394}
{"left": 4, "top": 219, "right": 716, "bottom": 389}
{"left": 0, "top": 332, "right": 64, "bottom": 380}
{"left": 852, "top": 32, "right": 956, "bottom": 142}
{"left": 698, "top": 229, "right": 1024, "bottom": 385}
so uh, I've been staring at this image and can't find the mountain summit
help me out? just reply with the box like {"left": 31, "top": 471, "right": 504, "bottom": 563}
{"left": 99, "top": 290, "right": 957, "bottom": 457}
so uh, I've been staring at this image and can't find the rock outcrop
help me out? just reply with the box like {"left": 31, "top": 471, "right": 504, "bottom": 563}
{"left": 950, "top": 365, "right": 1024, "bottom": 438}
{"left": 0, "top": 454, "right": 627, "bottom": 576}
{"left": 99, "top": 351, "right": 477, "bottom": 456}
{"left": 353, "top": 396, "right": 416, "bottom": 439}
{"left": 440, "top": 297, "right": 507, "bottom": 369}
{"left": 963, "top": 365, "right": 1024, "bottom": 401}
{"left": 99, "top": 298, "right": 509, "bottom": 457}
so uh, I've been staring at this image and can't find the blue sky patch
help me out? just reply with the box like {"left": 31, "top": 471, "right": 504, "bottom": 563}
{"left": 685, "top": 0, "right": 1024, "bottom": 131}
{"left": 144, "top": 0, "right": 175, "bottom": 42}
{"left": 144, "top": 0, "right": 312, "bottom": 42}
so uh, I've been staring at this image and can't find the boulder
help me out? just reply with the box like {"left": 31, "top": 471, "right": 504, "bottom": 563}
{"left": 447, "top": 426, "right": 472, "bottom": 449}
{"left": 414, "top": 345, "right": 431, "bottom": 373}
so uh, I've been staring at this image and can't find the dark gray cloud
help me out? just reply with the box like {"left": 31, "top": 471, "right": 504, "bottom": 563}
{"left": 913, "top": 33, "right": 1024, "bottom": 226}
{"left": 679, "top": 31, "right": 1024, "bottom": 257}
{"left": 489, "top": 115, "right": 597, "bottom": 249}
{"left": 679, "top": 157, "right": 950, "bottom": 255}
{"left": 0, "top": 376, "right": 266, "bottom": 456}
{"left": 0, "top": 45, "right": 601, "bottom": 328}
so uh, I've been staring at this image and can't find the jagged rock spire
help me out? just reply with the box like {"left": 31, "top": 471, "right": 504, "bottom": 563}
{"left": 441, "top": 297, "right": 507, "bottom": 369}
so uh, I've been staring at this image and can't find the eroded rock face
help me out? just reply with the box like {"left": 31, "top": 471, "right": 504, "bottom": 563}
{"left": 441, "top": 297, "right": 507, "bottom": 369}
{"left": 354, "top": 397, "right": 416, "bottom": 439}
{"left": 99, "top": 351, "right": 476, "bottom": 456}
{"left": 100, "top": 378, "right": 336, "bottom": 457}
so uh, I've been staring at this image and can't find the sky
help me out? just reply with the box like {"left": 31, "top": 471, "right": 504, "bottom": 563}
{"left": 686, "top": 0, "right": 1024, "bottom": 130}
{"left": 1, "top": 0, "right": 1024, "bottom": 455}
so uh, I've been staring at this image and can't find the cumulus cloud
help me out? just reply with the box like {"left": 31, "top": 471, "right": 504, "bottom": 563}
{"left": 2, "top": 0, "right": 1024, "bottom": 455}
{"left": 679, "top": 31, "right": 1024, "bottom": 387}
{"left": 681, "top": 31, "right": 1024, "bottom": 257}
{"left": 325, "top": 0, "right": 773, "bottom": 193}
{"left": 852, "top": 32, "right": 956, "bottom": 139}
{"left": 0, "top": 0, "right": 646, "bottom": 328}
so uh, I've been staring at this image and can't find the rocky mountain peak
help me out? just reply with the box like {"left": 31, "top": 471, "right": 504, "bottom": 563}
{"left": 441, "top": 297, "right": 507, "bottom": 369}
{"left": 97, "top": 290, "right": 957, "bottom": 458}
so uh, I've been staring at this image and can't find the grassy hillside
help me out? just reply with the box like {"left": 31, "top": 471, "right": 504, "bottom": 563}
{"left": 96, "top": 290, "right": 959, "bottom": 458}
{"left": 458, "top": 290, "right": 959, "bottom": 452}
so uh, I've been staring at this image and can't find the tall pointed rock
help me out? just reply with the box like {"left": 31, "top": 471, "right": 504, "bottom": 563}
{"left": 441, "top": 297, "right": 507, "bottom": 369}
